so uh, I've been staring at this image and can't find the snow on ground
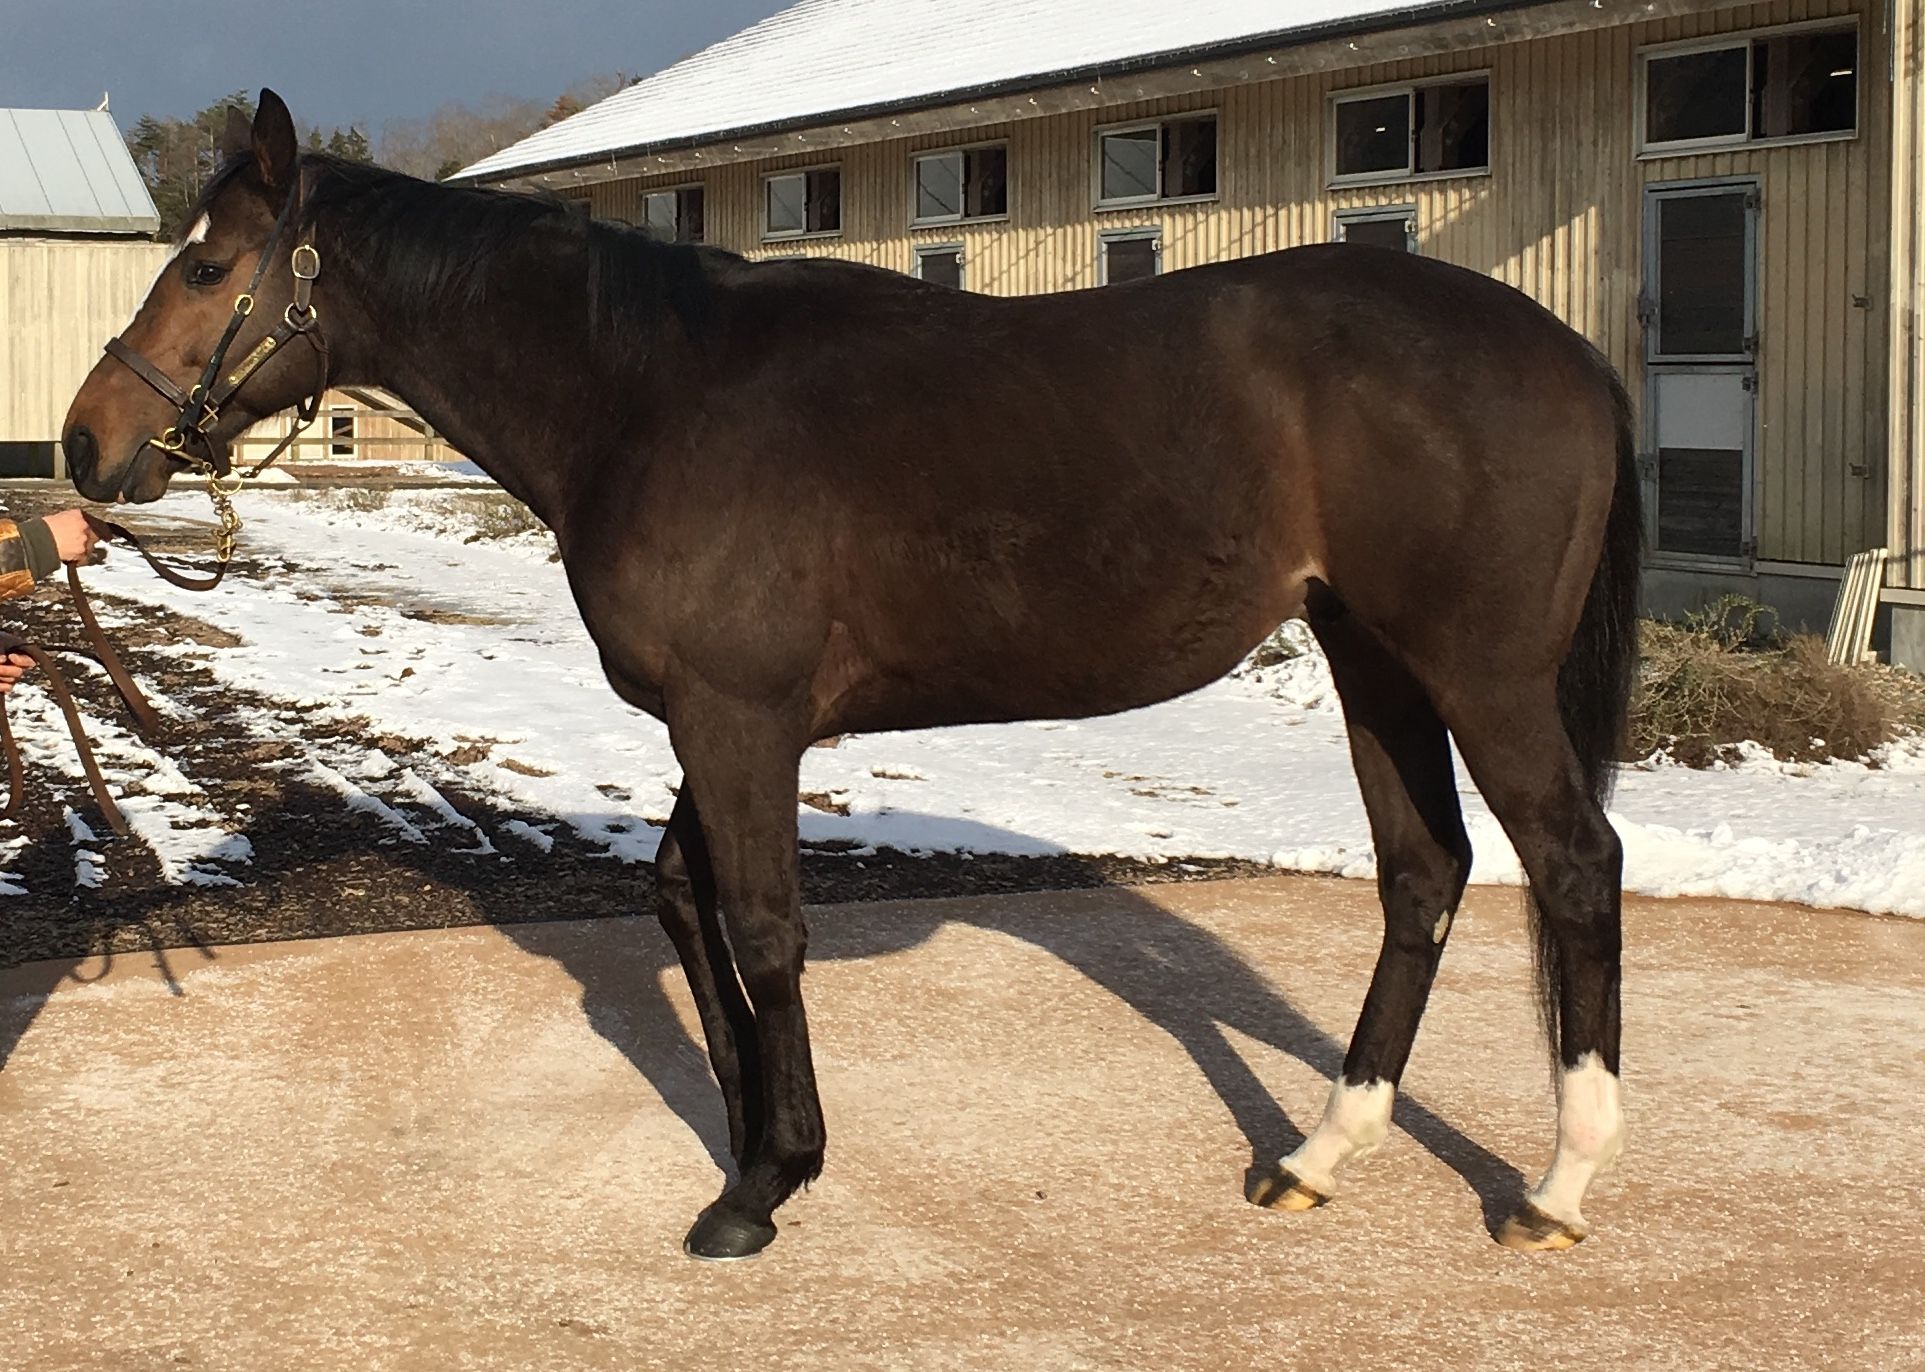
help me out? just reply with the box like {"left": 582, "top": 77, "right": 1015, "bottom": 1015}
{"left": 5, "top": 658, "right": 254, "bottom": 887}
{"left": 69, "top": 486, "right": 1925, "bottom": 919}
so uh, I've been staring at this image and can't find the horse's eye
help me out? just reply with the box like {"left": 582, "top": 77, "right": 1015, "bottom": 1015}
{"left": 185, "top": 260, "right": 229, "bottom": 288}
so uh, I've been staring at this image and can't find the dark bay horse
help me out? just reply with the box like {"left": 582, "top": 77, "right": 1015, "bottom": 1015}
{"left": 63, "top": 91, "right": 1639, "bottom": 1261}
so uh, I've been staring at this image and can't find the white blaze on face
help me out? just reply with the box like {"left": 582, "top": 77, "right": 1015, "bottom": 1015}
{"left": 122, "top": 212, "right": 213, "bottom": 332}
{"left": 1279, "top": 1077, "right": 1394, "bottom": 1196}
{"left": 1525, "top": 1052, "right": 1624, "bottom": 1232}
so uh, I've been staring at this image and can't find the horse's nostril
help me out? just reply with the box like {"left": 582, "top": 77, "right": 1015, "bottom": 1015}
{"left": 63, "top": 425, "right": 98, "bottom": 480}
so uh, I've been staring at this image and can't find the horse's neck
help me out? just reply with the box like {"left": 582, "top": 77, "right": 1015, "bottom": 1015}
{"left": 327, "top": 236, "right": 639, "bottom": 532}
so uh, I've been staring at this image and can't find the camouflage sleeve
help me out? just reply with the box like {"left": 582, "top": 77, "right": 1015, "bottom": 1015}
{"left": 0, "top": 517, "right": 59, "bottom": 601}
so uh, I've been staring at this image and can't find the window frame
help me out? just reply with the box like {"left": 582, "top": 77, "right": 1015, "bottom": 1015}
{"left": 1327, "top": 72, "right": 1493, "bottom": 189}
{"left": 635, "top": 183, "right": 707, "bottom": 244}
{"left": 1332, "top": 205, "right": 1418, "bottom": 253}
{"left": 1641, "top": 175, "right": 1760, "bottom": 366}
{"left": 913, "top": 242, "right": 966, "bottom": 290}
{"left": 1091, "top": 112, "right": 1221, "bottom": 211}
{"left": 1636, "top": 18, "right": 1860, "bottom": 157}
{"left": 909, "top": 141, "right": 1010, "bottom": 228}
{"left": 762, "top": 164, "right": 844, "bottom": 242}
{"left": 1098, "top": 226, "right": 1164, "bottom": 284}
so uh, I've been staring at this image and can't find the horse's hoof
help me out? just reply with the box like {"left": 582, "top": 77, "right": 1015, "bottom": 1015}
{"left": 683, "top": 1206, "right": 777, "bottom": 1262}
{"left": 1245, "top": 1163, "right": 1330, "bottom": 1213}
{"left": 1496, "top": 1201, "right": 1586, "bottom": 1253}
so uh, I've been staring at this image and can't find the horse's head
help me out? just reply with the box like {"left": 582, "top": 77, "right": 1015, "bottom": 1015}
{"left": 64, "top": 89, "right": 325, "bottom": 504}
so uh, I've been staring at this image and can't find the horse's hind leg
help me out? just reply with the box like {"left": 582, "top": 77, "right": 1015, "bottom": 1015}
{"left": 1250, "top": 606, "right": 1470, "bottom": 1212}
{"left": 655, "top": 790, "right": 764, "bottom": 1165}
{"left": 1446, "top": 681, "right": 1624, "bottom": 1251}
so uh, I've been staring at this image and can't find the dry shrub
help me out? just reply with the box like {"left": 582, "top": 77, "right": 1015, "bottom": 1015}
{"left": 1631, "top": 597, "right": 1925, "bottom": 765}
{"left": 339, "top": 487, "right": 391, "bottom": 512}
{"left": 463, "top": 496, "right": 546, "bottom": 541}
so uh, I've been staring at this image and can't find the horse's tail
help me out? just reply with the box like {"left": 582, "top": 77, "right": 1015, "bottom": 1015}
{"left": 1532, "top": 362, "right": 1641, "bottom": 1058}
{"left": 1556, "top": 366, "right": 1642, "bottom": 806}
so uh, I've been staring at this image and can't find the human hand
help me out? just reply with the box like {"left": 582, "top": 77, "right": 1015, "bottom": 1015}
{"left": 42, "top": 508, "right": 101, "bottom": 564}
{"left": 0, "top": 652, "right": 32, "bottom": 695}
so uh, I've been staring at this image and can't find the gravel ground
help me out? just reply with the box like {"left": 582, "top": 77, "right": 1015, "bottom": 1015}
{"left": 0, "top": 483, "right": 1278, "bottom": 971}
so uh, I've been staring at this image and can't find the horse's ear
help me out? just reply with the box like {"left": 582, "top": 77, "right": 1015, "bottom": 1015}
{"left": 251, "top": 88, "right": 298, "bottom": 190}
{"left": 220, "top": 105, "right": 252, "bottom": 163}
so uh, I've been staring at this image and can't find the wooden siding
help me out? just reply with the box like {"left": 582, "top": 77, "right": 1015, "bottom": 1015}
{"left": 1893, "top": 0, "right": 1925, "bottom": 587}
{"left": 0, "top": 238, "right": 169, "bottom": 457}
{"left": 586, "top": 0, "right": 1898, "bottom": 575}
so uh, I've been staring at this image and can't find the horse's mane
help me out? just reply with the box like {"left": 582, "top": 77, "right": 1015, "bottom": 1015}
{"left": 186, "top": 153, "right": 729, "bottom": 358}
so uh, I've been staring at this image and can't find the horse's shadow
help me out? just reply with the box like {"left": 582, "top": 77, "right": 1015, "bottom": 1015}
{"left": 494, "top": 813, "right": 1526, "bottom": 1232}
{"left": 0, "top": 796, "right": 1526, "bottom": 1233}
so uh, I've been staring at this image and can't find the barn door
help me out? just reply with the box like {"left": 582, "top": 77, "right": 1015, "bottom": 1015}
{"left": 1641, "top": 180, "right": 1759, "bottom": 565}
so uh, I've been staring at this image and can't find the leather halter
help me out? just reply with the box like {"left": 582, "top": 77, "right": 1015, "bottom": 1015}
{"left": 102, "top": 174, "right": 329, "bottom": 484}
{"left": 29, "top": 179, "right": 336, "bottom": 831}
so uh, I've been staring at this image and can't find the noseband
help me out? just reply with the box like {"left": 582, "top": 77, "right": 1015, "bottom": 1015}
{"left": 102, "top": 177, "right": 330, "bottom": 509}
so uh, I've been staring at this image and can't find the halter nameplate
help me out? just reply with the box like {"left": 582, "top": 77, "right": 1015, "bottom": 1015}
{"left": 225, "top": 335, "right": 280, "bottom": 390}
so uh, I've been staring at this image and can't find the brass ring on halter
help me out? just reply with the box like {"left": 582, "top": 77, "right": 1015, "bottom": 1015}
{"left": 284, "top": 303, "right": 317, "bottom": 329}
{"left": 233, "top": 293, "right": 255, "bottom": 317}
{"left": 155, "top": 428, "right": 187, "bottom": 452}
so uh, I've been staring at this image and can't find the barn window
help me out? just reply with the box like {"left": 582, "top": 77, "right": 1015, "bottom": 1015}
{"left": 764, "top": 167, "right": 841, "bottom": 239}
{"left": 1641, "top": 22, "right": 1856, "bottom": 152}
{"left": 912, "top": 145, "right": 1008, "bottom": 225}
{"left": 639, "top": 186, "right": 705, "bottom": 243}
{"left": 914, "top": 245, "right": 964, "bottom": 290}
{"left": 328, "top": 409, "right": 355, "bottom": 457}
{"left": 1331, "top": 77, "right": 1490, "bottom": 183}
{"left": 1095, "top": 115, "right": 1217, "bottom": 207}
{"left": 1100, "top": 229, "right": 1161, "bottom": 284}
{"left": 1334, "top": 207, "right": 1416, "bottom": 252}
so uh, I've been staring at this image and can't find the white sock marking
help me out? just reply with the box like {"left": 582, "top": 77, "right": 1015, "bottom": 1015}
{"left": 1279, "top": 1078, "right": 1394, "bottom": 1196}
{"left": 1526, "top": 1052, "right": 1623, "bottom": 1232}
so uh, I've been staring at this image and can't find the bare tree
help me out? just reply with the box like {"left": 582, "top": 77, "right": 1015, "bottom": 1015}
{"left": 378, "top": 73, "right": 637, "bottom": 181}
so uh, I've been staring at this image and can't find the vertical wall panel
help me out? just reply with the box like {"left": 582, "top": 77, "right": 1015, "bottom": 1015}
{"left": 1, "top": 238, "right": 171, "bottom": 457}
{"left": 1893, "top": 0, "right": 1925, "bottom": 586}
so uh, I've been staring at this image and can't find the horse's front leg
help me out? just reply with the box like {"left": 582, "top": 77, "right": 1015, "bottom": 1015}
{"left": 667, "top": 685, "right": 822, "bottom": 1261}
{"left": 655, "top": 789, "right": 763, "bottom": 1166}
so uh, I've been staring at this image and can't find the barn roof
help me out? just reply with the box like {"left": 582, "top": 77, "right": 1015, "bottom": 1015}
{"left": 457, "top": 0, "right": 1483, "bottom": 184}
{"left": 0, "top": 108, "right": 159, "bottom": 236}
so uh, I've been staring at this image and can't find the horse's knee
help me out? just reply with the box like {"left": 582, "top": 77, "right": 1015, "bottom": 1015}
{"left": 729, "top": 918, "right": 807, "bottom": 1000}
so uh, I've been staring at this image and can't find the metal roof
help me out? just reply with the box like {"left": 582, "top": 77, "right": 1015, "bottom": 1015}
{"left": 458, "top": 0, "right": 1480, "bottom": 183}
{"left": 0, "top": 108, "right": 159, "bottom": 235}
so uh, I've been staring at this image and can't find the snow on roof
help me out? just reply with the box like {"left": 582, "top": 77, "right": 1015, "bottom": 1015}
{"left": 0, "top": 108, "right": 159, "bottom": 235}
{"left": 459, "top": 0, "right": 1472, "bottom": 182}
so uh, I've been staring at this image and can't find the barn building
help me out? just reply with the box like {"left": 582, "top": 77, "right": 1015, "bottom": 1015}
{"left": 456, "top": 0, "right": 1925, "bottom": 668}
{"left": 0, "top": 107, "right": 166, "bottom": 479}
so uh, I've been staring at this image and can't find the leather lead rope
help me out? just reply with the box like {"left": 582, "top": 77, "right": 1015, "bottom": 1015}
{"left": 83, "top": 513, "right": 229, "bottom": 592}
{"left": 0, "top": 635, "right": 136, "bottom": 836}
{"left": 0, "top": 517, "right": 234, "bottom": 836}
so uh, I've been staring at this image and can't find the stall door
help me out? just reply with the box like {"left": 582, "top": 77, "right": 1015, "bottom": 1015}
{"left": 1642, "top": 182, "right": 1758, "bottom": 563}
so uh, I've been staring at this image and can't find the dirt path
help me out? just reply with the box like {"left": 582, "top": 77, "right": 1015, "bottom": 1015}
{"left": 3, "top": 875, "right": 1922, "bottom": 1371}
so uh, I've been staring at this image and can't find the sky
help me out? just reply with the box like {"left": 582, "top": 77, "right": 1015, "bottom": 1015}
{"left": 2, "top": 0, "right": 790, "bottom": 131}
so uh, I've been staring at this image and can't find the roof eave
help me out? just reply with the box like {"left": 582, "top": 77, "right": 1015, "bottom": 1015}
{"left": 0, "top": 215, "right": 160, "bottom": 236}
{"left": 453, "top": 0, "right": 1522, "bottom": 186}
